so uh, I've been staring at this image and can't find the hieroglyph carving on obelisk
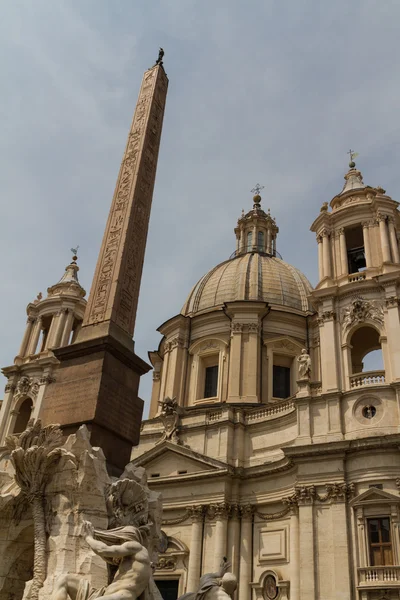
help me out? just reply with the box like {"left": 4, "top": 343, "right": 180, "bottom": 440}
{"left": 82, "top": 64, "right": 168, "bottom": 338}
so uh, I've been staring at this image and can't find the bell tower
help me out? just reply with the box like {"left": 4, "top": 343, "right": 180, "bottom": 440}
{"left": 310, "top": 156, "right": 400, "bottom": 397}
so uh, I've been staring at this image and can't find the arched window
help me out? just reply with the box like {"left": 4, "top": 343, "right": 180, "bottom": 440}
{"left": 349, "top": 326, "right": 384, "bottom": 387}
{"left": 247, "top": 231, "right": 253, "bottom": 251}
{"left": 13, "top": 398, "right": 33, "bottom": 434}
{"left": 258, "top": 231, "right": 264, "bottom": 251}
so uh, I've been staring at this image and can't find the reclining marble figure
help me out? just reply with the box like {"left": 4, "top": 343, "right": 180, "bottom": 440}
{"left": 53, "top": 520, "right": 152, "bottom": 600}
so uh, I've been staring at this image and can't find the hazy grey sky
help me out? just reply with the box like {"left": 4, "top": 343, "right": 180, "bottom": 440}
{"left": 1, "top": 0, "right": 399, "bottom": 414}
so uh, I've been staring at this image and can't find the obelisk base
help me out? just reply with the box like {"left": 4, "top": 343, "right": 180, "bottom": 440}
{"left": 41, "top": 335, "right": 150, "bottom": 475}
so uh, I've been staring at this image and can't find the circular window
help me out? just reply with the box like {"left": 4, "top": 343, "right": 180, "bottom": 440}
{"left": 264, "top": 575, "right": 278, "bottom": 600}
{"left": 362, "top": 405, "right": 376, "bottom": 419}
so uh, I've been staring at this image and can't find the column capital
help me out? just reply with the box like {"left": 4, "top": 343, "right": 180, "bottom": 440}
{"left": 240, "top": 503, "right": 254, "bottom": 520}
{"left": 4, "top": 382, "right": 16, "bottom": 393}
{"left": 248, "top": 323, "right": 260, "bottom": 334}
{"left": 229, "top": 503, "right": 241, "bottom": 520}
{"left": 386, "top": 296, "right": 399, "bottom": 308}
{"left": 336, "top": 227, "right": 344, "bottom": 237}
{"left": 320, "top": 228, "right": 331, "bottom": 238}
{"left": 231, "top": 322, "right": 244, "bottom": 334}
{"left": 27, "top": 316, "right": 35, "bottom": 324}
{"left": 376, "top": 212, "right": 388, "bottom": 223}
{"left": 316, "top": 234, "right": 323, "bottom": 244}
{"left": 188, "top": 505, "right": 204, "bottom": 522}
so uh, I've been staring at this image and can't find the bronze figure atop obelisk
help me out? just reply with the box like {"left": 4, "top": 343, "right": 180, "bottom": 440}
{"left": 42, "top": 54, "right": 168, "bottom": 473}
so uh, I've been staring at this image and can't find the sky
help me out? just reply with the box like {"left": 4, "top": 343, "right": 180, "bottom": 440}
{"left": 1, "top": 0, "right": 399, "bottom": 415}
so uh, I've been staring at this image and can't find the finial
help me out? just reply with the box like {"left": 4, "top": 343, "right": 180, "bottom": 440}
{"left": 70, "top": 245, "right": 79, "bottom": 262}
{"left": 347, "top": 149, "right": 359, "bottom": 169}
{"left": 155, "top": 47, "right": 164, "bottom": 67}
{"left": 251, "top": 183, "right": 264, "bottom": 205}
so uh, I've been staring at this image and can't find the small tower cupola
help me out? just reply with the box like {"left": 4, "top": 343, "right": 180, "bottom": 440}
{"left": 234, "top": 185, "right": 280, "bottom": 257}
{"left": 15, "top": 251, "right": 86, "bottom": 364}
{"left": 311, "top": 154, "right": 400, "bottom": 288}
{"left": 0, "top": 251, "right": 87, "bottom": 444}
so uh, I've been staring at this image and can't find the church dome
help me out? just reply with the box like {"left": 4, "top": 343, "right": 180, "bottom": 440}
{"left": 181, "top": 252, "right": 312, "bottom": 315}
{"left": 182, "top": 191, "right": 313, "bottom": 316}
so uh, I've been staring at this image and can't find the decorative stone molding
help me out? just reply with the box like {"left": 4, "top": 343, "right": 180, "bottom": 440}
{"left": 188, "top": 505, "right": 204, "bottom": 523}
{"left": 248, "top": 323, "right": 260, "bottom": 334}
{"left": 152, "top": 371, "right": 161, "bottom": 382}
{"left": 336, "top": 227, "right": 344, "bottom": 237}
{"left": 317, "top": 310, "right": 336, "bottom": 325}
{"left": 386, "top": 296, "right": 399, "bottom": 308}
{"left": 39, "top": 375, "right": 56, "bottom": 385}
{"left": 14, "top": 375, "right": 41, "bottom": 400}
{"left": 156, "top": 397, "right": 183, "bottom": 445}
{"left": 208, "top": 502, "right": 230, "bottom": 519}
{"left": 200, "top": 340, "right": 220, "bottom": 352}
{"left": 320, "top": 229, "right": 330, "bottom": 238}
{"left": 255, "top": 505, "right": 291, "bottom": 520}
{"left": 376, "top": 212, "right": 388, "bottom": 223}
{"left": 231, "top": 322, "right": 244, "bottom": 334}
{"left": 240, "top": 503, "right": 254, "bottom": 520}
{"left": 157, "top": 556, "right": 177, "bottom": 570}
{"left": 165, "top": 336, "right": 187, "bottom": 352}
{"left": 341, "top": 296, "right": 384, "bottom": 332}
{"left": 4, "top": 382, "right": 16, "bottom": 393}
{"left": 316, "top": 234, "right": 323, "bottom": 244}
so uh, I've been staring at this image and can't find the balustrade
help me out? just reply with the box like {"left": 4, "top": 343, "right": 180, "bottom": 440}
{"left": 358, "top": 566, "right": 400, "bottom": 585}
{"left": 350, "top": 370, "right": 385, "bottom": 388}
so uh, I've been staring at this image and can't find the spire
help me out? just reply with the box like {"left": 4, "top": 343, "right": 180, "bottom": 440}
{"left": 340, "top": 151, "right": 366, "bottom": 195}
{"left": 47, "top": 252, "right": 86, "bottom": 298}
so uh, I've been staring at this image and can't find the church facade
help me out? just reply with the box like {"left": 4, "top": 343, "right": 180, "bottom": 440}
{"left": 131, "top": 163, "right": 400, "bottom": 600}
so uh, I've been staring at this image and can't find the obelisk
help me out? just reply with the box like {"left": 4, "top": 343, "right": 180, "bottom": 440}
{"left": 42, "top": 53, "right": 168, "bottom": 474}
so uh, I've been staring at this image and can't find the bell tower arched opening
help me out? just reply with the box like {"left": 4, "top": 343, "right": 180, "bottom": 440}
{"left": 349, "top": 325, "right": 385, "bottom": 387}
{"left": 13, "top": 398, "right": 33, "bottom": 434}
{"left": 345, "top": 225, "right": 366, "bottom": 273}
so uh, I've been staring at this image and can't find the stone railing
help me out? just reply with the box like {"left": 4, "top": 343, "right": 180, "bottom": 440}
{"left": 348, "top": 271, "right": 366, "bottom": 283}
{"left": 245, "top": 399, "right": 295, "bottom": 424}
{"left": 358, "top": 566, "right": 400, "bottom": 585}
{"left": 350, "top": 370, "right": 385, "bottom": 389}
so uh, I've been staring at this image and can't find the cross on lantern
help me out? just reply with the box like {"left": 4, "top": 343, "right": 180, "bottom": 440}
{"left": 251, "top": 184, "right": 264, "bottom": 195}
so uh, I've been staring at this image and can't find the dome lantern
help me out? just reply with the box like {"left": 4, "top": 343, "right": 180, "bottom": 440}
{"left": 234, "top": 185, "right": 279, "bottom": 257}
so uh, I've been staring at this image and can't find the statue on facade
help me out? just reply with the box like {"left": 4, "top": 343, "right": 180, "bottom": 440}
{"left": 155, "top": 47, "right": 164, "bottom": 66}
{"left": 178, "top": 559, "right": 237, "bottom": 600}
{"left": 157, "top": 397, "right": 183, "bottom": 445}
{"left": 52, "top": 521, "right": 152, "bottom": 600}
{"left": 297, "top": 349, "right": 311, "bottom": 379}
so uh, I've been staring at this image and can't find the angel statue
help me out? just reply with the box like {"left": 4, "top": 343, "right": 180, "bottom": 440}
{"left": 297, "top": 348, "right": 311, "bottom": 380}
{"left": 53, "top": 520, "right": 152, "bottom": 600}
{"left": 178, "top": 558, "right": 237, "bottom": 600}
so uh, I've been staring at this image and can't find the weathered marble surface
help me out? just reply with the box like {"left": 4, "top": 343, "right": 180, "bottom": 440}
{"left": 0, "top": 424, "right": 162, "bottom": 600}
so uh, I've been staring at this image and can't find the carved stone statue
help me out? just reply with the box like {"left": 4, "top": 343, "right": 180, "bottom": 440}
{"left": 157, "top": 397, "right": 182, "bottom": 445}
{"left": 178, "top": 559, "right": 237, "bottom": 600}
{"left": 341, "top": 297, "right": 384, "bottom": 332}
{"left": 297, "top": 349, "right": 311, "bottom": 379}
{"left": 155, "top": 47, "right": 164, "bottom": 66}
{"left": 52, "top": 521, "right": 152, "bottom": 600}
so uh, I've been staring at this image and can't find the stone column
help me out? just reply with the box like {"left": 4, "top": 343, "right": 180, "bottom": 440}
{"left": 385, "top": 296, "right": 400, "bottom": 381}
{"left": 298, "top": 489, "right": 315, "bottom": 600}
{"left": 27, "top": 316, "right": 42, "bottom": 355}
{"left": 60, "top": 310, "right": 75, "bottom": 347}
{"left": 289, "top": 505, "right": 300, "bottom": 600}
{"left": 331, "top": 499, "right": 351, "bottom": 599}
{"left": 252, "top": 225, "right": 257, "bottom": 250}
{"left": 378, "top": 214, "right": 392, "bottom": 263}
{"left": 362, "top": 222, "right": 372, "bottom": 267}
{"left": 317, "top": 235, "right": 324, "bottom": 280}
{"left": 246, "top": 323, "right": 259, "bottom": 402}
{"left": 227, "top": 505, "right": 241, "bottom": 579}
{"left": 239, "top": 505, "right": 253, "bottom": 600}
{"left": 51, "top": 309, "right": 68, "bottom": 349}
{"left": 319, "top": 310, "right": 339, "bottom": 393}
{"left": 266, "top": 228, "right": 272, "bottom": 254}
{"left": 228, "top": 323, "right": 243, "bottom": 401}
{"left": 388, "top": 217, "right": 400, "bottom": 263}
{"left": 187, "top": 506, "right": 204, "bottom": 592}
{"left": 338, "top": 229, "right": 348, "bottom": 275}
{"left": 0, "top": 380, "right": 17, "bottom": 444}
{"left": 321, "top": 230, "right": 331, "bottom": 279}
{"left": 213, "top": 504, "right": 229, "bottom": 570}
{"left": 46, "top": 315, "right": 59, "bottom": 350}
{"left": 17, "top": 316, "right": 35, "bottom": 358}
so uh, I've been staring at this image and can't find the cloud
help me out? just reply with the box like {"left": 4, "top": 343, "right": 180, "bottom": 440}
{"left": 1, "top": 0, "right": 400, "bottom": 415}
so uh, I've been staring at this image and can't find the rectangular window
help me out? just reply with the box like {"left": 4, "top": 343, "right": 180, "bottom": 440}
{"left": 155, "top": 580, "right": 179, "bottom": 600}
{"left": 204, "top": 365, "right": 218, "bottom": 398}
{"left": 368, "top": 517, "right": 393, "bottom": 566}
{"left": 273, "top": 365, "right": 290, "bottom": 399}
